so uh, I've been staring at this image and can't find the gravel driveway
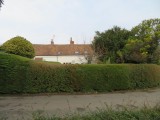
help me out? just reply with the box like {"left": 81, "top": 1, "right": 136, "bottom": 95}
{"left": 0, "top": 89, "right": 160, "bottom": 120}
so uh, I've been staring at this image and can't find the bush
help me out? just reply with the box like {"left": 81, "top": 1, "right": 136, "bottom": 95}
{"left": 0, "top": 52, "right": 160, "bottom": 94}
{"left": 129, "top": 64, "right": 160, "bottom": 89}
{"left": 24, "top": 62, "right": 74, "bottom": 93}
{"left": 1, "top": 36, "right": 35, "bottom": 58}
{"left": 0, "top": 52, "right": 30, "bottom": 93}
{"left": 76, "top": 65, "right": 131, "bottom": 92}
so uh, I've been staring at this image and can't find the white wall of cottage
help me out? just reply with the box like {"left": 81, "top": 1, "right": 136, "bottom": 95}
{"left": 34, "top": 55, "right": 88, "bottom": 64}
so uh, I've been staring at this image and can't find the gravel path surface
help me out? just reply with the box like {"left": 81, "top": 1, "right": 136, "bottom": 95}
{"left": 0, "top": 89, "right": 160, "bottom": 120}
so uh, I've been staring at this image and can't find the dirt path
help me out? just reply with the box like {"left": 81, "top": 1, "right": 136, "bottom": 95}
{"left": 0, "top": 89, "right": 160, "bottom": 120}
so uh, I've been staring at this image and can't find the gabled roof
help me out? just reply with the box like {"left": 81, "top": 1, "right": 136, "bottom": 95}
{"left": 33, "top": 44, "right": 93, "bottom": 56}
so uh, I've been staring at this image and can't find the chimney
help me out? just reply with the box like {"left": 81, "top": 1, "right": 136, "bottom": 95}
{"left": 51, "top": 39, "right": 54, "bottom": 45}
{"left": 70, "top": 37, "right": 74, "bottom": 45}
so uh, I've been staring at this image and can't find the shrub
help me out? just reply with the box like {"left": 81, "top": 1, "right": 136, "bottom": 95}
{"left": 0, "top": 52, "right": 30, "bottom": 93}
{"left": 1, "top": 36, "right": 35, "bottom": 58}
{"left": 24, "top": 62, "right": 73, "bottom": 93}
{"left": 24, "top": 63, "right": 160, "bottom": 93}
{"left": 76, "top": 64, "right": 131, "bottom": 92}
{"left": 129, "top": 64, "right": 160, "bottom": 89}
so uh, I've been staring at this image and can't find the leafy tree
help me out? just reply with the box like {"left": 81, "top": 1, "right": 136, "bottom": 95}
{"left": 123, "top": 39, "right": 148, "bottom": 63}
{"left": 1, "top": 36, "right": 35, "bottom": 58}
{"left": 92, "top": 26, "right": 130, "bottom": 63}
{"left": 92, "top": 18, "right": 160, "bottom": 64}
{"left": 130, "top": 18, "right": 160, "bottom": 63}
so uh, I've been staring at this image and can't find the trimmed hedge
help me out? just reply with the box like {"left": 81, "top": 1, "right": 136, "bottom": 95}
{"left": 0, "top": 52, "right": 30, "bottom": 93}
{"left": 0, "top": 52, "right": 160, "bottom": 94}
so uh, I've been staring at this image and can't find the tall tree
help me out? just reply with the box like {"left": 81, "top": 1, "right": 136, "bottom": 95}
{"left": 129, "top": 18, "right": 160, "bottom": 63}
{"left": 92, "top": 26, "right": 130, "bottom": 63}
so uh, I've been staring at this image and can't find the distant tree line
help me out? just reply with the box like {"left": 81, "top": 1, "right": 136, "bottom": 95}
{"left": 92, "top": 18, "right": 160, "bottom": 64}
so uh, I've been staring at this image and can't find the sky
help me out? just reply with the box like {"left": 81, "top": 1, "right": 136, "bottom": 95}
{"left": 0, "top": 0, "right": 160, "bottom": 45}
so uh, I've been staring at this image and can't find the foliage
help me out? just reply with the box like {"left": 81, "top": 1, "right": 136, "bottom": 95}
{"left": 129, "top": 64, "right": 160, "bottom": 89}
{"left": 1, "top": 36, "right": 35, "bottom": 58}
{"left": 123, "top": 39, "right": 148, "bottom": 63}
{"left": 24, "top": 62, "right": 74, "bottom": 93}
{"left": 77, "top": 64, "right": 130, "bottom": 92}
{"left": 152, "top": 46, "right": 160, "bottom": 64}
{"left": 1, "top": 52, "right": 160, "bottom": 94}
{"left": 129, "top": 18, "right": 160, "bottom": 63}
{"left": 92, "top": 18, "right": 160, "bottom": 64}
{"left": 92, "top": 26, "right": 130, "bottom": 63}
{"left": 0, "top": 52, "right": 30, "bottom": 93}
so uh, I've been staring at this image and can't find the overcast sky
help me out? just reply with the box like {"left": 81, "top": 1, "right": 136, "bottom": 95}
{"left": 0, "top": 0, "right": 160, "bottom": 44}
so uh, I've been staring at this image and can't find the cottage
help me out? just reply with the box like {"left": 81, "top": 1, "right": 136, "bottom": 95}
{"left": 33, "top": 38, "right": 93, "bottom": 64}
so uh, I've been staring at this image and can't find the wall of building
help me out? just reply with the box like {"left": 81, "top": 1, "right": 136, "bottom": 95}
{"left": 34, "top": 55, "right": 88, "bottom": 64}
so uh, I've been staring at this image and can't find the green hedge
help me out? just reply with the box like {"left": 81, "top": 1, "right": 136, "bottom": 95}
{"left": 0, "top": 52, "right": 160, "bottom": 94}
{"left": 0, "top": 52, "right": 30, "bottom": 93}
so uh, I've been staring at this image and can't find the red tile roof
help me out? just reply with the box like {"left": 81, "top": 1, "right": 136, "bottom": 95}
{"left": 33, "top": 44, "right": 93, "bottom": 56}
